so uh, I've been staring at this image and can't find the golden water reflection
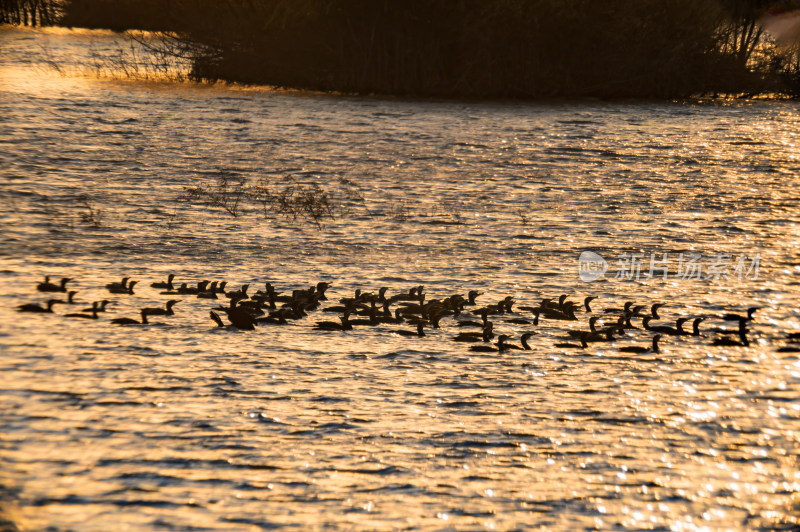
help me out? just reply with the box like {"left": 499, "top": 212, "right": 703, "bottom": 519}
{"left": 0, "top": 25, "right": 799, "bottom": 531}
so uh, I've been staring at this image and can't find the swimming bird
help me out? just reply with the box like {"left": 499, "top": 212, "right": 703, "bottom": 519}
{"left": 651, "top": 303, "right": 665, "bottom": 319}
{"left": 777, "top": 346, "right": 800, "bottom": 352}
{"left": 619, "top": 334, "right": 662, "bottom": 354}
{"left": 313, "top": 281, "right": 331, "bottom": 301}
{"left": 604, "top": 301, "right": 633, "bottom": 315}
{"left": 469, "top": 334, "right": 531, "bottom": 352}
{"left": 56, "top": 291, "right": 79, "bottom": 305}
{"left": 323, "top": 300, "right": 360, "bottom": 314}
{"left": 219, "top": 306, "right": 256, "bottom": 330}
{"left": 532, "top": 296, "right": 578, "bottom": 320}
{"left": 505, "top": 312, "right": 535, "bottom": 325}
{"left": 712, "top": 318, "right": 749, "bottom": 346}
{"left": 550, "top": 294, "right": 569, "bottom": 310}
{"left": 64, "top": 308, "right": 99, "bottom": 319}
{"left": 314, "top": 314, "right": 352, "bottom": 331}
{"left": 17, "top": 299, "right": 61, "bottom": 313}
{"left": 712, "top": 335, "right": 748, "bottom": 346}
{"left": 469, "top": 343, "right": 498, "bottom": 352}
{"left": 254, "top": 311, "right": 288, "bottom": 325}
{"left": 452, "top": 323, "right": 494, "bottom": 343}
{"left": 388, "top": 286, "right": 424, "bottom": 304}
{"left": 197, "top": 287, "right": 218, "bottom": 299}
{"left": 105, "top": 277, "right": 129, "bottom": 291}
{"left": 111, "top": 310, "right": 149, "bottom": 325}
{"left": 643, "top": 316, "right": 688, "bottom": 336}
{"left": 519, "top": 332, "right": 535, "bottom": 350}
{"left": 588, "top": 328, "right": 622, "bottom": 343}
{"left": 540, "top": 304, "right": 578, "bottom": 321}
{"left": 108, "top": 280, "right": 137, "bottom": 295}
{"left": 392, "top": 321, "right": 426, "bottom": 337}
{"left": 81, "top": 300, "right": 110, "bottom": 313}
{"left": 209, "top": 311, "right": 225, "bottom": 328}
{"left": 496, "top": 334, "right": 523, "bottom": 351}
{"left": 150, "top": 274, "right": 175, "bottom": 290}
{"left": 633, "top": 303, "right": 665, "bottom": 319}
{"left": 575, "top": 318, "right": 621, "bottom": 343}
{"left": 583, "top": 296, "right": 597, "bottom": 313}
{"left": 371, "top": 307, "right": 406, "bottom": 325}
{"left": 178, "top": 280, "right": 209, "bottom": 295}
{"left": 348, "top": 305, "right": 383, "bottom": 326}
{"left": 776, "top": 333, "right": 800, "bottom": 352}
{"left": 80, "top": 301, "right": 100, "bottom": 313}
{"left": 473, "top": 297, "right": 514, "bottom": 316}
{"left": 226, "top": 284, "right": 249, "bottom": 300}
{"left": 568, "top": 316, "right": 600, "bottom": 338}
{"left": 142, "top": 300, "right": 179, "bottom": 316}
{"left": 338, "top": 288, "right": 366, "bottom": 307}
{"left": 465, "top": 290, "right": 482, "bottom": 305}
{"left": 721, "top": 307, "right": 759, "bottom": 322}
{"left": 677, "top": 317, "right": 705, "bottom": 336}
{"left": 37, "top": 276, "right": 71, "bottom": 293}
{"left": 459, "top": 308, "right": 489, "bottom": 327}
{"left": 554, "top": 335, "right": 589, "bottom": 349}
{"left": 619, "top": 314, "right": 639, "bottom": 330}
{"left": 452, "top": 332, "right": 483, "bottom": 343}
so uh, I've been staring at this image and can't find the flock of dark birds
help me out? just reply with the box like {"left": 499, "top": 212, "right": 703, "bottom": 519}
{"left": 16, "top": 274, "right": 800, "bottom": 354}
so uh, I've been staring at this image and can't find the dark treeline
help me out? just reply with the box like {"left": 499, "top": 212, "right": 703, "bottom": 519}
{"left": 0, "top": 0, "right": 59, "bottom": 25}
{"left": 157, "top": 0, "right": 800, "bottom": 98}
{"left": 4, "top": 0, "right": 800, "bottom": 98}
{"left": 172, "top": 0, "right": 737, "bottom": 98}
{"left": 58, "top": 0, "right": 170, "bottom": 31}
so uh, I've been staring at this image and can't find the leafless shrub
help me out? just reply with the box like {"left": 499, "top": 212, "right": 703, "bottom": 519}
{"left": 255, "top": 176, "right": 334, "bottom": 229}
{"left": 32, "top": 192, "right": 103, "bottom": 230}
{"left": 249, "top": 176, "right": 275, "bottom": 219}
{"left": 182, "top": 174, "right": 247, "bottom": 217}
{"left": 332, "top": 176, "right": 376, "bottom": 217}
{"left": 417, "top": 199, "right": 468, "bottom": 225}
{"left": 164, "top": 199, "right": 182, "bottom": 231}
{"left": 383, "top": 198, "right": 411, "bottom": 221}
{"left": 183, "top": 174, "right": 336, "bottom": 229}
{"left": 515, "top": 207, "right": 530, "bottom": 226}
{"left": 77, "top": 193, "right": 103, "bottom": 227}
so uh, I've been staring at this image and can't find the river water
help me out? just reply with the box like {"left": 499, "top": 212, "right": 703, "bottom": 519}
{"left": 1, "top": 26, "right": 799, "bottom": 531}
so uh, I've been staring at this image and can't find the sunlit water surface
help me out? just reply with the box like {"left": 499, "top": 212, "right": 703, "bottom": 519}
{"left": 1, "top": 27, "right": 800, "bottom": 531}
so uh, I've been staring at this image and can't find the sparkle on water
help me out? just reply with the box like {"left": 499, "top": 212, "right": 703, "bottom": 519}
{"left": 1, "top": 26, "right": 799, "bottom": 531}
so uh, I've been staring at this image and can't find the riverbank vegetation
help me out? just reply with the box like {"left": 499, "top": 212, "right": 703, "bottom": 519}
{"left": 0, "top": 0, "right": 58, "bottom": 25}
{"left": 3, "top": 0, "right": 800, "bottom": 98}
